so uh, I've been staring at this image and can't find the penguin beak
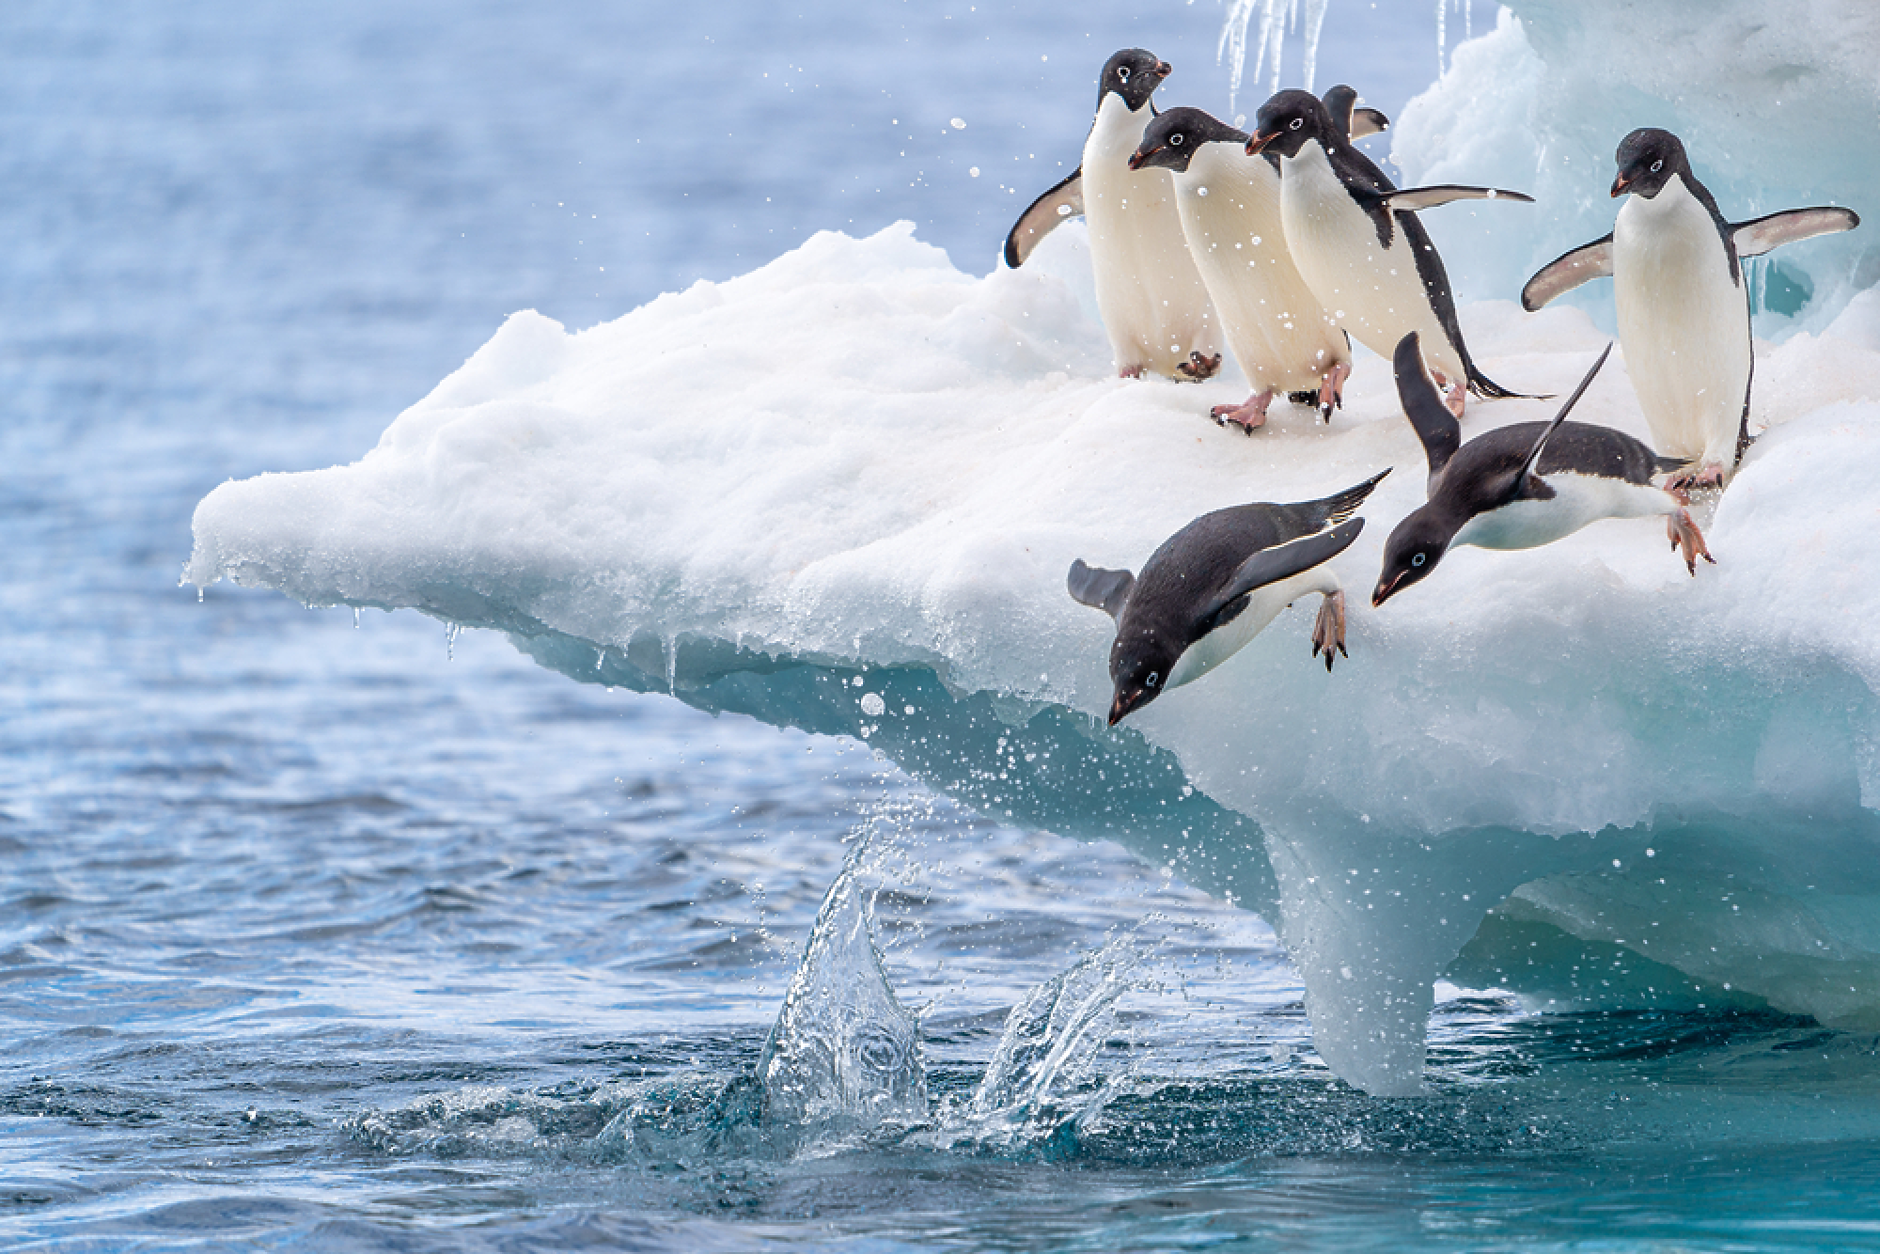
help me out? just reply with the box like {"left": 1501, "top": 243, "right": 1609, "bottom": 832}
{"left": 1108, "top": 686, "right": 1151, "bottom": 726}
{"left": 1155, "top": 61, "right": 1172, "bottom": 79}
{"left": 1610, "top": 172, "right": 1631, "bottom": 197}
{"left": 1127, "top": 145, "right": 1161, "bottom": 171}
{"left": 1371, "top": 573, "right": 1405, "bottom": 608}
{"left": 1245, "top": 131, "right": 1275, "bottom": 156}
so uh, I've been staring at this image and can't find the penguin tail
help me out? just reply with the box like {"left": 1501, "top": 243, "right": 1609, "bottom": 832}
{"left": 1465, "top": 365, "right": 1545, "bottom": 401}
{"left": 1654, "top": 454, "right": 1692, "bottom": 477}
{"left": 1313, "top": 467, "right": 1393, "bottom": 528}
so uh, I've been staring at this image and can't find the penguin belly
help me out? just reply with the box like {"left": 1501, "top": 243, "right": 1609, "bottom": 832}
{"left": 1083, "top": 95, "right": 1220, "bottom": 378}
{"left": 1279, "top": 144, "right": 1464, "bottom": 385}
{"left": 1450, "top": 473, "right": 1671, "bottom": 552}
{"left": 1165, "top": 566, "right": 1336, "bottom": 689}
{"left": 1613, "top": 178, "right": 1752, "bottom": 472}
{"left": 1174, "top": 144, "right": 1348, "bottom": 395}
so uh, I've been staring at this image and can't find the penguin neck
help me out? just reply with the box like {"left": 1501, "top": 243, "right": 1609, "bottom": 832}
{"left": 1088, "top": 93, "right": 1151, "bottom": 162}
{"left": 1280, "top": 138, "right": 1345, "bottom": 201}
{"left": 1176, "top": 140, "right": 1274, "bottom": 207}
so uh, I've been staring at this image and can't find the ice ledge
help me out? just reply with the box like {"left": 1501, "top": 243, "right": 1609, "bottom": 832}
{"left": 191, "top": 225, "right": 1880, "bottom": 1094}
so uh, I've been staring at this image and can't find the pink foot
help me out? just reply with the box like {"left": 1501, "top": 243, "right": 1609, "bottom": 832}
{"left": 1211, "top": 389, "right": 1275, "bottom": 434}
{"left": 1117, "top": 364, "right": 1145, "bottom": 380}
{"left": 1431, "top": 369, "right": 1467, "bottom": 419}
{"left": 1176, "top": 351, "right": 1223, "bottom": 382}
{"left": 1310, "top": 589, "right": 1348, "bottom": 672}
{"left": 1666, "top": 506, "right": 1716, "bottom": 575}
{"left": 1317, "top": 362, "right": 1351, "bottom": 422}
{"left": 1665, "top": 463, "right": 1727, "bottom": 494}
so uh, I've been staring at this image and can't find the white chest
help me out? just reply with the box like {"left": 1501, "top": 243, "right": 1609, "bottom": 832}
{"left": 1450, "top": 474, "right": 1670, "bottom": 551}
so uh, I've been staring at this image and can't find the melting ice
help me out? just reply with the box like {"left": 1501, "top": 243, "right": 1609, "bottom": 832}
{"left": 189, "top": 0, "right": 1880, "bottom": 1096}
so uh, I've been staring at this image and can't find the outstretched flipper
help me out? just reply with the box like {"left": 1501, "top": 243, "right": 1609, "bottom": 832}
{"left": 1321, "top": 84, "right": 1389, "bottom": 142}
{"left": 1521, "top": 236, "right": 1614, "bottom": 311}
{"left": 1732, "top": 206, "right": 1861, "bottom": 259}
{"left": 1067, "top": 558, "right": 1135, "bottom": 621}
{"left": 1392, "top": 332, "right": 1462, "bottom": 487}
{"left": 1004, "top": 168, "right": 1085, "bottom": 268}
{"left": 1500, "top": 342, "right": 1616, "bottom": 503}
{"left": 1197, "top": 518, "right": 1367, "bottom": 631}
{"left": 1370, "top": 185, "right": 1535, "bottom": 213}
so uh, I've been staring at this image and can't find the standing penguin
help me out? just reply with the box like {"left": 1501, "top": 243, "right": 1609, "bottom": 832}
{"left": 1521, "top": 128, "right": 1861, "bottom": 489}
{"left": 1372, "top": 333, "right": 1712, "bottom": 607}
{"left": 1245, "top": 89, "right": 1534, "bottom": 417}
{"left": 1004, "top": 50, "right": 1221, "bottom": 381}
{"left": 1069, "top": 470, "right": 1387, "bottom": 724}
{"left": 1129, "top": 94, "right": 1388, "bottom": 431}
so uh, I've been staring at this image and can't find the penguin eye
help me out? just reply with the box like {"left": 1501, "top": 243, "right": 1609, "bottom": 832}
{"left": 1411, "top": 552, "right": 1427, "bottom": 568}
{"left": 1170, "top": 133, "right": 1183, "bottom": 146}
{"left": 1117, "top": 66, "right": 1131, "bottom": 82}
{"left": 1650, "top": 158, "right": 1663, "bottom": 173}
{"left": 1145, "top": 671, "right": 1160, "bottom": 688}
{"left": 1288, "top": 117, "right": 1303, "bottom": 131}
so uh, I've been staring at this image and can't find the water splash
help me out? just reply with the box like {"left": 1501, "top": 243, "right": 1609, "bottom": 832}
{"left": 1214, "top": 0, "right": 1332, "bottom": 113}
{"left": 757, "top": 837, "right": 927, "bottom": 1145}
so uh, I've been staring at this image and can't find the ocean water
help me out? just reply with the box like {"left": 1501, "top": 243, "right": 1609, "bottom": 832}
{"left": 10, "top": 2, "right": 1880, "bottom": 1250}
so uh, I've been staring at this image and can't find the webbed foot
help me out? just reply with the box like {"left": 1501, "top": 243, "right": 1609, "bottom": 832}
{"left": 1176, "top": 351, "right": 1223, "bottom": 382}
{"left": 1317, "top": 362, "right": 1352, "bottom": 422}
{"left": 1430, "top": 369, "right": 1467, "bottom": 419}
{"left": 1665, "top": 463, "right": 1727, "bottom": 494}
{"left": 1211, "top": 389, "right": 1275, "bottom": 434}
{"left": 1666, "top": 506, "right": 1716, "bottom": 575}
{"left": 1310, "top": 589, "right": 1349, "bottom": 672}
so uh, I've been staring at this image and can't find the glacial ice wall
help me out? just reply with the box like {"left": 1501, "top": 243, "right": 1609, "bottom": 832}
{"left": 1387, "top": 0, "right": 1879, "bottom": 328}
{"left": 189, "top": 219, "right": 1880, "bottom": 1094}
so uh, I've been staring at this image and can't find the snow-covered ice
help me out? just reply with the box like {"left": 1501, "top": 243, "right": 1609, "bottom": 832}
{"left": 187, "top": 1, "right": 1880, "bottom": 1094}
{"left": 188, "top": 211, "right": 1880, "bottom": 1094}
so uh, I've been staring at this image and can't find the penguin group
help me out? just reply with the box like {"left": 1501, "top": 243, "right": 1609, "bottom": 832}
{"left": 1013, "top": 50, "right": 1861, "bottom": 724}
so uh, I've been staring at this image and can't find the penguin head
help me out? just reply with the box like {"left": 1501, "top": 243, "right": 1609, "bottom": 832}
{"left": 1372, "top": 508, "right": 1451, "bottom": 607}
{"left": 1130, "top": 107, "right": 1248, "bottom": 173}
{"left": 1246, "top": 89, "right": 1332, "bottom": 159}
{"left": 1612, "top": 128, "right": 1688, "bottom": 199}
{"left": 1107, "top": 629, "right": 1181, "bottom": 725}
{"left": 1098, "top": 49, "right": 1170, "bottom": 114}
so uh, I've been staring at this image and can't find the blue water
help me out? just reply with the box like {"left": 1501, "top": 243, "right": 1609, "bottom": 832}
{"left": 9, "top": 2, "right": 1880, "bottom": 1249}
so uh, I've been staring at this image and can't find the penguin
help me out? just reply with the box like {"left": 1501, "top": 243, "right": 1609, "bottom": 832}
{"left": 1372, "top": 332, "right": 1713, "bottom": 607}
{"left": 1521, "top": 127, "right": 1861, "bottom": 489}
{"left": 1128, "top": 94, "right": 1387, "bottom": 431}
{"left": 1244, "top": 89, "right": 1535, "bottom": 417}
{"left": 1069, "top": 469, "right": 1388, "bottom": 724}
{"left": 1004, "top": 49, "right": 1222, "bottom": 382}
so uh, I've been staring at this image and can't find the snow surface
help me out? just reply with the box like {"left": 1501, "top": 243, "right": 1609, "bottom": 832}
{"left": 190, "top": 214, "right": 1880, "bottom": 1094}
{"left": 1389, "top": 0, "right": 1877, "bottom": 327}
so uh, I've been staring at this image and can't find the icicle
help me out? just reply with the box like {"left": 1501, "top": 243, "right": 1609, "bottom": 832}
{"left": 1436, "top": 0, "right": 1446, "bottom": 75}
{"left": 1217, "top": 0, "right": 1335, "bottom": 114}
{"left": 444, "top": 621, "right": 460, "bottom": 660}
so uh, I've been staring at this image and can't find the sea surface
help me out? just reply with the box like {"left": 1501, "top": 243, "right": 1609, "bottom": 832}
{"left": 8, "top": 2, "right": 1880, "bottom": 1250}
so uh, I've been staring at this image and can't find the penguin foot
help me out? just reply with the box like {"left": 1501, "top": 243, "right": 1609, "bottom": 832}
{"left": 1310, "top": 589, "right": 1349, "bottom": 672}
{"left": 1665, "top": 463, "right": 1727, "bottom": 493}
{"left": 1117, "top": 364, "right": 1145, "bottom": 380}
{"left": 1317, "top": 362, "right": 1352, "bottom": 423}
{"left": 1667, "top": 507, "right": 1716, "bottom": 575}
{"left": 1176, "top": 351, "right": 1223, "bottom": 383}
{"left": 1430, "top": 370, "right": 1467, "bottom": 419}
{"left": 1211, "top": 389, "right": 1274, "bottom": 434}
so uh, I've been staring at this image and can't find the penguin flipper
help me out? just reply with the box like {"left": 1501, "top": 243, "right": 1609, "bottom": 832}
{"left": 1199, "top": 519, "right": 1366, "bottom": 627}
{"left": 1521, "top": 236, "right": 1614, "bottom": 311}
{"left": 1392, "top": 332, "right": 1462, "bottom": 485}
{"left": 1504, "top": 342, "right": 1616, "bottom": 503}
{"left": 1373, "top": 185, "right": 1534, "bottom": 213}
{"left": 1731, "top": 206, "right": 1861, "bottom": 259}
{"left": 1321, "top": 85, "right": 1389, "bottom": 142}
{"left": 1068, "top": 558, "right": 1135, "bottom": 621}
{"left": 1004, "top": 168, "right": 1085, "bottom": 268}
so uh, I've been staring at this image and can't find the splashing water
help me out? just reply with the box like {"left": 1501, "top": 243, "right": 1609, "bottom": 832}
{"left": 757, "top": 835, "right": 927, "bottom": 1144}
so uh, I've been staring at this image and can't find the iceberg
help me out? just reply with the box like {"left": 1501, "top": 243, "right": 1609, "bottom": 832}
{"left": 187, "top": 212, "right": 1880, "bottom": 1094}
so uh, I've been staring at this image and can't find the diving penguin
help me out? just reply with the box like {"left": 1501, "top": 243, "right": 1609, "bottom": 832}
{"left": 1004, "top": 49, "right": 1221, "bottom": 381}
{"left": 1521, "top": 127, "right": 1861, "bottom": 489}
{"left": 1129, "top": 94, "right": 1388, "bottom": 430}
{"left": 1372, "top": 333, "right": 1713, "bottom": 607}
{"left": 1069, "top": 470, "right": 1388, "bottom": 725}
{"left": 1245, "top": 89, "right": 1535, "bottom": 417}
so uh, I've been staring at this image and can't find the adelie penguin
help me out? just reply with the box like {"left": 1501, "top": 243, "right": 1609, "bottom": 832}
{"left": 1522, "top": 127, "right": 1861, "bottom": 489}
{"left": 1372, "top": 332, "right": 1713, "bottom": 607}
{"left": 1129, "top": 92, "right": 1388, "bottom": 431}
{"left": 1068, "top": 470, "right": 1388, "bottom": 725}
{"left": 1004, "top": 49, "right": 1222, "bottom": 382}
{"left": 1245, "top": 89, "right": 1535, "bottom": 417}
